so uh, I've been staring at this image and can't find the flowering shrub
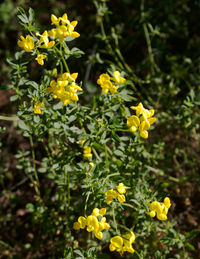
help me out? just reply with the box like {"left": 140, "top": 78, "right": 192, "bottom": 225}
{"left": 2, "top": 2, "right": 199, "bottom": 258}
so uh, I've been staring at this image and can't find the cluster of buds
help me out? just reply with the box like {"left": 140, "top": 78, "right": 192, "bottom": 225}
{"left": 105, "top": 183, "right": 130, "bottom": 205}
{"left": 34, "top": 102, "right": 44, "bottom": 114}
{"left": 46, "top": 72, "right": 82, "bottom": 105}
{"left": 109, "top": 229, "right": 135, "bottom": 256}
{"left": 146, "top": 197, "right": 171, "bottom": 220}
{"left": 73, "top": 208, "right": 110, "bottom": 240}
{"left": 83, "top": 146, "right": 92, "bottom": 159}
{"left": 78, "top": 139, "right": 93, "bottom": 159}
{"left": 97, "top": 71, "right": 126, "bottom": 94}
{"left": 49, "top": 13, "right": 80, "bottom": 42}
{"left": 127, "top": 102, "right": 156, "bottom": 139}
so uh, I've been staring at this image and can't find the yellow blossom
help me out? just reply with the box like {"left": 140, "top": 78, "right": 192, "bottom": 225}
{"left": 46, "top": 72, "right": 82, "bottom": 105}
{"left": 146, "top": 197, "right": 171, "bottom": 221}
{"left": 105, "top": 189, "right": 118, "bottom": 205}
{"left": 49, "top": 13, "right": 80, "bottom": 42}
{"left": 36, "top": 31, "right": 55, "bottom": 49}
{"left": 105, "top": 183, "right": 130, "bottom": 205}
{"left": 35, "top": 54, "right": 47, "bottom": 66}
{"left": 110, "top": 230, "right": 135, "bottom": 256}
{"left": 116, "top": 183, "right": 130, "bottom": 194}
{"left": 117, "top": 194, "right": 126, "bottom": 204}
{"left": 127, "top": 115, "right": 140, "bottom": 133}
{"left": 73, "top": 208, "right": 110, "bottom": 240}
{"left": 34, "top": 102, "right": 44, "bottom": 114}
{"left": 127, "top": 102, "right": 156, "bottom": 139}
{"left": 89, "top": 162, "right": 94, "bottom": 169}
{"left": 17, "top": 35, "right": 34, "bottom": 52}
{"left": 97, "top": 71, "right": 126, "bottom": 94}
{"left": 112, "top": 71, "right": 126, "bottom": 84}
{"left": 83, "top": 146, "right": 92, "bottom": 158}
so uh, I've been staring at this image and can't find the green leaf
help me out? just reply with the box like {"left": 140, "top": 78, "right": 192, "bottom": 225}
{"left": 114, "top": 150, "right": 124, "bottom": 156}
{"left": 18, "top": 120, "right": 30, "bottom": 131}
{"left": 185, "top": 242, "right": 195, "bottom": 251}
{"left": 18, "top": 14, "right": 29, "bottom": 24}
{"left": 10, "top": 95, "right": 18, "bottom": 102}
{"left": 111, "top": 131, "right": 120, "bottom": 142}
{"left": 28, "top": 8, "right": 35, "bottom": 22}
{"left": 185, "top": 229, "right": 199, "bottom": 240}
{"left": 26, "top": 203, "right": 34, "bottom": 212}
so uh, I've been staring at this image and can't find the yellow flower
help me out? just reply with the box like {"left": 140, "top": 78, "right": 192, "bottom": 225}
{"left": 105, "top": 189, "right": 118, "bottom": 205}
{"left": 97, "top": 73, "right": 111, "bottom": 85}
{"left": 112, "top": 71, "right": 126, "bottom": 84}
{"left": 146, "top": 197, "right": 171, "bottom": 221}
{"left": 122, "top": 230, "right": 135, "bottom": 254}
{"left": 17, "top": 35, "right": 34, "bottom": 52}
{"left": 46, "top": 73, "right": 82, "bottom": 105}
{"left": 109, "top": 230, "right": 135, "bottom": 256}
{"left": 127, "top": 115, "right": 140, "bottom": 133}
{"left": 83, "top": 146, "right": 92, "bottom": 158}
{"left": 51, "top": 14, "right": 60, "bottom": 26}
{"left": 92, "top": 208, "right": 106, "bottom": 217}
{"left": 35, "top": 54, "right": 47, "bottom": 66}
{"left": 106, "top": 183, "right": 129, "bottom": 205}
{"left": 73, "top": 208, "right": 110, "bottom": 240}
{"left": 49, "top": 13, "right": 80, "bottom": 42}
{"left": 116, "top": 183, "right": 130, "bottom": 194}
{"left": 130, "top": 102, "right": 145, "bottom": 116}
{"left": 117, "top": 194, "right": 126, "bottom": 204}
{"left": 34, "top": 102, "right": 44, "bottom": 114}
{"left": 128, "top": 102, "right": 156, "bottom": 139}
{"left": 97, "top": 71, "right": 125, "bottom": 94}
{"left": 79, "top": 139, "right": 86, "bottom": 146}
{"left": 36, "top": 31, "right": 55, "bottom": 49}
{"left": 109, "top": 236, "right": 124, "bottom": 256}
{"left": 89, "top": 162, "right": 94, "bottom": 169}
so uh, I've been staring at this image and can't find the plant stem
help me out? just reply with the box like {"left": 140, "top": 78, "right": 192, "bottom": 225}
{"left": 29, "top": 136, "right": 41, "bottom": 200}
{"left": 99, "top": 20, "right": 123, "bottom": 70}
{"left": 141, "top": 0, "right": 155, "bottom": 75}
{"left": 104, "top": 143, "right": 109, "bottom": 170}
{"left": 112, "top": 205, "right": 120, "bottom": 235}
{"left": 0, "top": 115, "right": 19, "bottom": 121}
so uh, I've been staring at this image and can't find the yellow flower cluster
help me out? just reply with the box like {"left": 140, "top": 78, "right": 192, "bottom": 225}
{"left": 49, "top": 13, "right": 80, "bottom": 42}
{"left": 97, "top": 71, "right": 126, "bottom": 94}
{"left": 109, "top": 229, "right": 135, "bottom": 256}
{"left": 17, "top": 13, "right": 80, "bottom": 67}
{"left": 34, "top": 102, "right": 44, "bottom": 114}
{"left": 146, "top": 197, "right": 171, "bottom": 221}
{"left": 46, "top": 72, "right": 82, "bottom": 105}
{"left": 127, "top": 102, "right": 156, "bottom": 139}
{"left": 83, "top": 146, "right": 92, "bottom": 159}
{"left": 73, "top": 208, "right": 110, "bottom": 240}
{"left": 105, "top": 183, "right": 130, "bottom": 205}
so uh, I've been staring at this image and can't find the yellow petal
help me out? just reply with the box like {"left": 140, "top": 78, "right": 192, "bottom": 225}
{"left": 164, "top": 197, "right": 171, "bottom": 209}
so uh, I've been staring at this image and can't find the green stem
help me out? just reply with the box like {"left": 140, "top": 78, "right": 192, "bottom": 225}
{"left": 141, "top": 0, "right": 155, "bottom": 75}
{"left": 54, "top": 45, "right": 70, "bottom": 73}
{"left": 0, "top": 115, "right": 19, "bottom": 121}
{"left": 99, "top": 20, "right": 123, "bottom": 70}
{"left": 41, "top": 139, "right": 56, "bottom": 177}
{"left": 67, "top": 170, "right": 70, "bottom": 206}
{"left": 104, "top": 143, "right": 109, "bottom": 170}
{"left": 112, "top": 205, "right": 120, "bottom": 235}
{"left": 29, "top": 136, "right": 41, "bottom": 200}
{"left": 135, "top": 250, "right": 142, "bottom": 259}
